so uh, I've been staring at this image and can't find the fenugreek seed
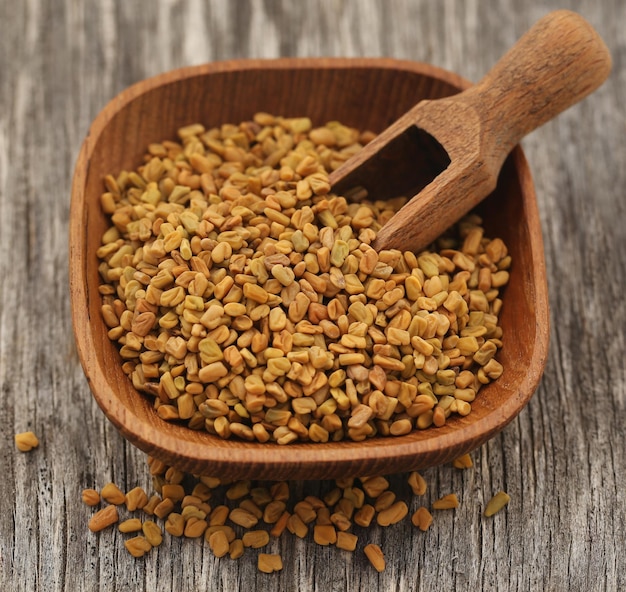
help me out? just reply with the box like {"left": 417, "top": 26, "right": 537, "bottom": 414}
{"left": 242, "top": 530, "right": 270, "bottom": 548}
{"left": 408, "top": 471, "right": 427, "bottom": 496}
{"left": 209, "top": 505, "right": 230, "bottom": 526}
{"left": 88, "top": 504, "right": 119, "bottom": 532}
{"left": 208, "top": 530, "right": 230, "bottom": 558}
{"left": 336, "top": 531, "right": 358, "bottom": 552}
{"left": 389, "top": 418, "right": 413, "bottom": 436}
{"left": 262, "top": 500, "right": 286, "bottom": 524}
{"left": 374, "top": 490, "right": 396, "bottom": 512}
{"left": 412, "top": 506, "right": 433, "bottom": 531}
{"left": 376, "top": 501, "right": 409, "bottom": 526}
{"left": 229, "top": 538, "right": 245, "bottom": 560}
{"left": 118, "top": 518, "right": 143, "bottom": 533}
{"left": 287, "top": 513, "right": 309, "bottom": 538}
{"left": 313, "top": 524, "right": 337, "bottom": 546}
{"left": 101, "top": 482, "right": 126, "bottom": 505}
{"left": 258, "top": 553, "right": 283, "bottom": 574}
{"left": 452, "top": 453, "right": 474, "bottom": 469}
{"left": 484, "top": 491, "right": 511, "bottom": 517}
{"left": 165, "top": 513, "right": 185, "bottom": 537}
{"left": 432, "top": 493, "right": 459, "bottom": 510}
{"left": 125, "top": 486, "right": 149, "bottom": 511}
{"left": 82, "top": 489, "right": 100, "bottom": 506}
{"left": 364, "top": 544, "right": 386, "bottom": 572}
{"left": 353, "top": 504, "right": 375, "bottom": 528}
{"left": 361, "top": 476, "right": 390, "bottom": 499}
{"left": 141, "top": 520, "right": 163, "bottom": 546}
{"left": 124, "top": 536, "right": 152, "bottom": 558}
{"left": 229, "top": 508, "right": 258, "bottom": 528}
{"left": 161, "top": 483, "right": 185, "bottom": 503}
{"left": 14, "top": 431, "right": 39, "bottom": 452}
{"left": 184, "top": 516, "right": 208, "bottom": 538}
{"left": 153, "top": 498, "right": 175, "bottom": 519}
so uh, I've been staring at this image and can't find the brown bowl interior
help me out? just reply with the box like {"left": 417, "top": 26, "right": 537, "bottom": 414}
{"left": 70, "top": 58, "right": 549, "bottom": 480}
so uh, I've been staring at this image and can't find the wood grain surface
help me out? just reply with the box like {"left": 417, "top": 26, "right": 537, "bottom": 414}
{"left": 1, "top": 1, "right": 624, "bottom": 591}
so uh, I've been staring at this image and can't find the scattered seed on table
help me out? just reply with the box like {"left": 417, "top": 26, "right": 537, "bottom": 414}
{"left": 364, "top": 543, "right": 386, "bottom": 572}
{"left": 15, "top": 431, "right": 39, "bottom": 452}
{"left": 484, "top": 491, "right": 511, "bottom": 516}
{"left": 432, "top": 493, "right": 460, "bottom": 510}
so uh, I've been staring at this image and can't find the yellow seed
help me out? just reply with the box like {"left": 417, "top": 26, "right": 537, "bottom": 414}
{"left": 142, "top": 520, "right": 163, "bottom": 546}
{"left": 125, "top": 487, "right": 149, "bottom": 511}
{"left": 118, "top": 518, "right": 143, "bottom": 533}
{"left": 364, "top": 543, "right": 386, "bottom": 572}
{"left": 184, "top": 517, "right": 208, "bottom": 538}
{"left": 432, "top": 493, "right": 459, "bottom": 510}
{"left": 101, "top": 482, "right": 126, "bottom": 505}
{"left": 349, "top": 504, "right": 372, "bottom": 529}
{"left": 88, "top": 504, "right": 119, "bottom": 532}
{"left": 484, "top": 491, "right": 511, "bottom": 517}
{"left": 153, "top": 498, "right": 175, "bottom": 519}
{"left": 81, "top": 489, "right": 100, "bottom": 507}
{"left": 411, "top": 506, "right": 433, "bottom": 531}
{"left": 124, "top": 536, "right": 152, "bottom": 558}
{"left": 242, "top": 530, "right": 270, "bottom": 548}
{"left": 286, "top": 513, "right": 309, "bottom": 538}
{"left": 408, "top": 471, "right": 427, "bottom": 496}
{"left": 165, "top": 513, "right": 185, "bottom": 537}
{"left": 258, "top": 553, "right": 283, "bottom": 573}
{"left": 313, "top": 524, "right": 337, "bottom": 546}
{"left": 229, "top": 508, "right": 259, "bottom": 528}
{"left": 15, "top": 431, "right": 39, "bottom": 452}
{"left": 376, "top": 501, "right": 409, "bottom": 526}
{"left": 452, "top": 453, "right": 474, "bottom": 469}
{"left": 336, "top": 531, "right": 358, "bottom": 551}
{"left": 208, "top": 530, "right": 230, "bottom": 558}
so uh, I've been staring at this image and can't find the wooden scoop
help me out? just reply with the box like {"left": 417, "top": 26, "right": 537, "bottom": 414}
{"left": 330, "top": 10, "right": 611, "bottom": 253}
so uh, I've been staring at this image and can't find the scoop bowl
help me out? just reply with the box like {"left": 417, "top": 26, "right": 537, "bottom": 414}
{"left": 69, "top": 58, "right": 550, "bottom": 480}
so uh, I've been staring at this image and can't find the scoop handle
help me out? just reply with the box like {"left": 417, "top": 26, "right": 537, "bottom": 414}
{"left": 464, "top": 10, "right": 611, "bottom": 160}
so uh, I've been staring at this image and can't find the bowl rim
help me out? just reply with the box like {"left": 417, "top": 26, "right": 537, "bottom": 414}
{"left": 69, "top": 57, "right": 550, "bottom": 480}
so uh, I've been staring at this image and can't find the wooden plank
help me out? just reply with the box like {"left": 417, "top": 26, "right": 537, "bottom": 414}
{"left": 1, "top": 0, "right": 624, "bottom": 590}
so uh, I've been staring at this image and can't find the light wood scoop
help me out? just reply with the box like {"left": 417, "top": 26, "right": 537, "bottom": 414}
{"left": 330, "top": 10, "right": 611, "bottom": 253}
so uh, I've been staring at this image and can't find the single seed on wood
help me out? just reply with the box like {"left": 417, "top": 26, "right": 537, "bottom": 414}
{"left": 15, "top": 431, "right": 39, "bottom": 452}
{"left": 376, "top": 501, "right": 409, "bottom": 526}
{"left": 208, "top": 530, "right": 230, "bottom": 558}
{"left": 82, "top": 489, "right": 100, "bottom": 506}
{"left": 452, "top": 453, "right": 474, "bottom": 469}
{"left": 125, "top": 486, "right": 149, "bottom": 511}
{"left": 101, "top": 483, "right": 126, "bottom": 505}
{"left": 258, "top": 553, "right": 283, "bottom": 573}
{"left": 88, "top": 504, "right": 119, "bottom": 532}
{"left": 411, "top": 506, "right": 433, "bottom": 531}
{"left": 229, "top": 539, "right": 245, "bottom": 560}
{"left": 124, "top": 536, "right": 152, "bottom": 558}
{"left": 432, "top": 493, "right": 459, "bottom": 510}
{"left": 484, "top": 491, "right": 511, "bottom": 517}
{"left": 364, "top": 544, "right": 386, "bottom": 572}
{"left": 313, "top": 524, "right": 337, "bottom": 546}
{"left": 118, "top": 518, "right": 143, "bottom": 533}
{"left": 336, "top": 531, "right": 358, "bottom": 551}
{"left": 242, "top": 530, "right": 270, "bottom": 548}
{"left": 408, "top": 471, "right": 427, "bottom": 496}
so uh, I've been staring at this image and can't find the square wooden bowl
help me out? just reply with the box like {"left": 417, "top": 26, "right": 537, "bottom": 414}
{"left": 69, "top": 59, "right": 549, "bottom": 480}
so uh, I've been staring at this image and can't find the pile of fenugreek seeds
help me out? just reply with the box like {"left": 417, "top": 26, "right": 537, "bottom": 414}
{"left": 88, "top": 113, "right": 512, "bottom": 570}
{"left": 96, "top": 113, "right": 509, "bottom": 444}
{"left": 84, "top": 453, "right": 510, "bottom": 571}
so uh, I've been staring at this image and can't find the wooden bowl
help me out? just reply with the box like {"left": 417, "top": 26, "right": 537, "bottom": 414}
{"left": 69, "top": 58, "right": 549, "bottom": 480}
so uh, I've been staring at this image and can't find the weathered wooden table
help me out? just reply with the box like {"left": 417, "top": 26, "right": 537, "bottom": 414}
{"left": 1, "top": 1, "right": 624, "bottom": 590}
